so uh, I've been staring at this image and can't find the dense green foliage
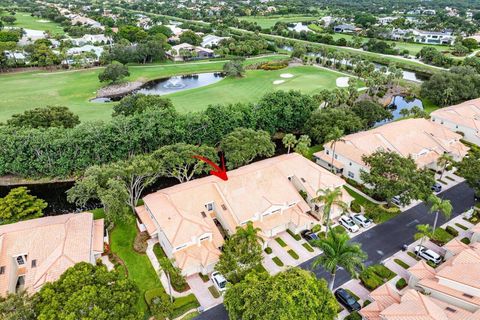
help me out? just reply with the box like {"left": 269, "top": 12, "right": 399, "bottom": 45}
{"left": 0, "top": 90, "right": 320, "bottom": 177}
{"left": 360, "top": 150, "right": 435, "bottom": 205}
{"left": 5, "top": 106, "right": 80, "bottom": 128}
{"left": 215, "top": 222, "right": 264, "bottom": 283}
{"left": 421, "top": 67, "right": 480, "bottom": 106}
{"left": 223, "top": 59, "right": 245, "bottom": 77}
{"left": 224, "top": 268, "right": 338, "bottom": 320}
{"left": 98, "top": 62, "right": 130, "bottom": 84}
{"left": 0, "top": 187, "right": 47, "bottom": 225}
{"left": 112, "top": 94, "right": 174, "bottom": 117}
{"left": 35, "top": 262, "right": 141, "bottom": 320}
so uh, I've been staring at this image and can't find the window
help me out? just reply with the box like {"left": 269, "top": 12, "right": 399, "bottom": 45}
{"left": 31, "top": 260, "right": 37, "bottom": 268}
{"left": 175, "top": 244, "right": 187, "bottom": 251}
{"left": 0, "top": 266, "right": 5, "bottom": 275}
{"left": 16, "top": 256, "right": 25, "bottom": 266}
{"left": 199, "top": 235, "right": 209, "bottom": 241}
{"left": 463, "top": 293, "right": 474, "bottom": 299}
{"left": 200, "top": 211, "right": 207, "bottom": 218}
{"left": 287, "top": 176, "right": 292, "bottom": 181}
{"left": 326, "top": 150, "right": 330, "bottom": 155}
{"left": 348, "top": 171, "right": 355, "bottom": 178}
{"left": 205, "top": 202, "right": 214, "bottom": 211}
{"left": 334, "top": 154, "right": 338, "bottom": 159}
{"left": 221, "top": 204, "right": 227, "bottom": 211}
{"left": 349, "top": 162, "right": 352, "bottom": 166}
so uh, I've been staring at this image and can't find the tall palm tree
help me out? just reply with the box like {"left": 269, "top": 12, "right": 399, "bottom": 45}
{"left": 325, "top": 127, "right": 345, "bottom": 174}
{"left": 427, "top": 194, "right": 453, "bottom": 233}
{"left": 313, "top": 187, "right": 348, "bottom": 232}
{"left": 158, "top": 257, "right": 175, "bottom": 303}
{"left": 311, "top": 230, "right": 367, "bottom": 290}
{"left": 437, "top": 153, "right": 453, "bottom": 180}
{"left": 282, "top": 133, "right": 297, "bottom": 154}
{"left": 414, "top": 224, "right": 434, "bottom": 258}
{"left": 234, "top": 221, "right": 263, "bottom": 254}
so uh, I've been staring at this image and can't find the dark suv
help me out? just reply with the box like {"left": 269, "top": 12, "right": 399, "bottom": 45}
{"left": 300, "top": 230, "right": 319, "bottom": 242}
{"left": 334, "top": 288, "right": 361, "bottom": 312}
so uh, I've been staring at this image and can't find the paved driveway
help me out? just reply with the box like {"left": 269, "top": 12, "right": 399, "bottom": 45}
{"left": 187, "top": 274, "right": 223, "bottom": 310}
{"left": 194, "top": 182, "right": 475, "bottom": 320}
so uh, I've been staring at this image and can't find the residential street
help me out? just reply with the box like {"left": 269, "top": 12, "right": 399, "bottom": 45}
{"left": 195, "top": 182, "right": 475, "bottom": 320}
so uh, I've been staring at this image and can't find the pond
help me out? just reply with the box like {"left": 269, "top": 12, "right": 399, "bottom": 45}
{"left": 91, "top": 72, "right": 225, "bottom": 103}
{"left": 375, "top": 95, "right": 424, "bottom": 127}
{"left": 373, "top": 63, "right": 429, "bottom": 83}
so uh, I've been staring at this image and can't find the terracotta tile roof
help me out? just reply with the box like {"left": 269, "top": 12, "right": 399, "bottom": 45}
{"left": 408, "top": 260, "right": 436, "bottom": 280}
{"left": 442, "top": 238, "right": 470, "bottom": 256}
{"left": 0, "top": 213, "right": 103, "bottom": 296}
{"left": 431, "top": 98, "right": 480, "bottom": 136}
{"left": 435, "top": 248, "right": 480, "bottom": 289}
{"left": 419, "top": 278, "right": 480, "bottom": 307}
{"left": 172, "top": 240, "right": 221, "bottom": 271}
{"left": 321, "top": 118, "right": 468, "bottom": 168}
{"left": 142, "top": 153, "right": 349, "bottom": 249}
{"left": 135, "top": 205, "right": 157, "bottom": 236}
{"left": 314, "top": 151, "right": 345, "bottom": 169}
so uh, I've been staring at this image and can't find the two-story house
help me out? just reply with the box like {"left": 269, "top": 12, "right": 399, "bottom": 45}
{"left": 431, "top": 98, "right": 480, "bottom": 147}
{"left": 314, "top": 118, "right": 469, "bottom": 184}
{"left": 136, "top": 153, "right": 352, "bottom": 277}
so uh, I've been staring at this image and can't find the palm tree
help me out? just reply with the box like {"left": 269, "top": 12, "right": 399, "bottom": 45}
{"left": 427, "top": 194, "right": 453, "bottom": 233}
{"left": 311, "top": 230, "right": 367, "bottom": 290}
{"left": 414, "top": 224, "right": 434, "bottom": 258}
{"left": 234, "top": 221, "right": 263, "bottom": 253}
{"left": 313, "top": 187, "right": 348, "bottom": 232}
{"left": 158, "top": 257, "right": 175, "bottom": 303}
{"left": 282, "top": 133, "right": 297, "bottom": 154}
{"left": 437, "top": 153, "right": 453, "bottom": 180}
{"left": 325, "top": 127, "right": 345, "bottom": 174}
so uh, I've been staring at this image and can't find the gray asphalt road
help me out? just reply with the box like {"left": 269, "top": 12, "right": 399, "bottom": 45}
{"left": 195, "top": 182, "right": 475, "bottom": 320}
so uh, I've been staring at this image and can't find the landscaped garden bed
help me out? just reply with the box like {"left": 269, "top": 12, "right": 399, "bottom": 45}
{"left": 275, "top": 237, "right": 287, "bottom": 247}
{"left": 395, "top": 278, "right": 407, "bottom": 290}
{"left": 287, "top": 249, "right": 299, "bottom": 259}
{"left": 394, "top": 259, "right": 410, "bottom": 269}
{"left": 302, "top": 242, "right": 314, "bottom": 252}
{"left": 272, "top": 256, "right": 284, "bottom": 266}
{"left": 287, "top": 229, "right": 301, "bottom": 241}
{"left": 359, "top": 264, "right": 396, "bottom": 291}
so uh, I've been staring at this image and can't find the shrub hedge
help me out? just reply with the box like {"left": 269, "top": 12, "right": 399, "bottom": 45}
{"left": 350, "top": 200, "right": 362, "bottom": 213}
{"left": 394, "top": 259, "right": 410, "bottom": 269}
{"left": 275, "top": 237, "right": 287, "bottom": 247}
{"left": 272, "top": 256, "right": 284, "bottom": 266}
{"left": 288, "top": 249, "right": 299, "bottom": 260}
{"left": 287, "top": 229, "right": 301, "bottom": 241}
{"left": 445, "top": 225, "right": 459, "bottom": 237}
{"left": 264, "top": 246, "right": 273, "bottom": 254}
{"left": 395, "top": 278, "right": 407, "bottom": 290}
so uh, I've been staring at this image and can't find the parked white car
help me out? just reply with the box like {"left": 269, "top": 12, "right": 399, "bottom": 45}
{"left": 339, "top": 216, "right": 360, "bottom": 233}
{"left": 414, "top": 245, "right": 442, "bottom": 264}
{"left": 211, "top": 271, "right": 228, "bottom": 293}
{"left": 352, "top": 214, "right": 372, "bottom": 228}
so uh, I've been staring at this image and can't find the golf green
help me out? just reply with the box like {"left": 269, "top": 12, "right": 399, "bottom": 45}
{"left": 0, "top": 57, "right": 355, "bottom": 122}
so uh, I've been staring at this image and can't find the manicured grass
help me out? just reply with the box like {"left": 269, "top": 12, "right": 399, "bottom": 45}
{"left": 92, "top": 208, "right": 106, "bottom": 220}
{"left": 0, "top": 57, "right": 355, "bottom": 122}
{"left": 287, "top": 229, "right": 301, "bottom": 241}
{"left": 238, "top": 14, "right": 321, "bottom": 29}
{"left": 432, "top": 228, "right": 454, "bottom": 245}
{"left": 344, "top": 185, "right": 375, "bottom": 207}
{"left": 364, "top": 204, "right": 401, "bottom": 224}
{"left": 302, "top": 242, "right": 314, "bottom": 252}
{"left": 407, "top": 251, "right": 421, "bottom": 261}
{"left": 305, "top": 144, "right": 323, "bottom": 161}
{"left": 2, "top": 11, "right": 65, "bottom": 35}
{"left": 455, "top": 223, "right": 468, "bottom": 231}
{"left": 275, "top": 237, "right": 287, "bottom": 247}
{"left": 168, "top": 66, "right": 361, "bottom": 114}
{"left": 208, "top": 285, "right": 220, "bottom": 298}
{"left": 272, "top": 256, "right": 284, "bottom": 266}
{"left": 422, "top": 98, "right": 440, "bottom": 114}
{"left": 287, "top": 249, "right": 299, "bottom": 260}
{"left": 110, "top": 217, "right": 162, "bottom": 315}
{"left": 394, "top": 258, "right": 410, "bottom": 269}
{"left": 396, "top": 278, "right": 408, "bottom": 290}
{"left": 327, "top": 32, "right": 451, "bottom": 55}
{"left": 0, "top": 55, "right": 286, "bottom": 122}
{"left": 182, "top": 311, "right": 200, "bottom": 320}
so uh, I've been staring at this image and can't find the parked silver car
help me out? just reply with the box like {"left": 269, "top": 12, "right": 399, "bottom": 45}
{"left": 339, "top": 216, "right": 360, "bottom": 233}
{"left": 414, "top": 245, "right": 442, "bottom": 264}
{"left": 352, "top": 214, "right": 372, "bottom": 228}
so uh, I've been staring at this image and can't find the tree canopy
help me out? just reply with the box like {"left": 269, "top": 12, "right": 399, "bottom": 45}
{"left": 224, "top": 267, "right": 338, "bottom": 320}
{"left": 221, "top": 128, "right": 275, "bottom": 169}
{"left": 0, "top": 187, "right": 47, "bottom": 225}
{"left": 5, "top": 106, "right": 80, "bottom": 129}
{"left": 360, "top": 150, "right": 435, "bottom": 205}
{"left": 98, "top": 62, "right": 130, "bottom": 84}
{"left": 35, "top": 262, "right": 141, "bottom": 320}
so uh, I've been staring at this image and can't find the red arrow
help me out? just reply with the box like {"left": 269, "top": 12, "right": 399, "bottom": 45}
{"left": 193, "top": 154, "right": 228, "bottom": 181}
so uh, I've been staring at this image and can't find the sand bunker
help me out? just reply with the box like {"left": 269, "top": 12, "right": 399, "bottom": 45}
{"left": 336, "top": 77, "right": 350, "bottom": 87}
{"left": 37, "top": 20, "right": 51, "bottom": 23}
{"left": 273, "top": 80, "right": 285, "bottom": 85}
{"left": 280, "top": 73, "right": 294, "bottom": 79}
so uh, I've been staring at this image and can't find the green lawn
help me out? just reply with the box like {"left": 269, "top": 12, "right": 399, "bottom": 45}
{"left": 0, "top": 55, "right": 286, "bottom": 122}
{"left": 110, "top": 217, "right": 162, "bottom": 315}
{"left": 169, "top": 66, "right": 359, "bottom": 113}
{"left": 2, "top": 11, "right": 65, "bottom": 35}
{"left": 239, "top": 14, "right": 321, "bottom": 29}
{"left": 326, "top": 33, "right": 451, "bottom": 55}
{"left": 0, "top": 56, "right": 355, "bottom": 122}
{"left": 344, "top": 185, "right": 375, "bottom": 207}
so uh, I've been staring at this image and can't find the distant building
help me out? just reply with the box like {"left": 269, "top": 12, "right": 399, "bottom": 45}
{"left": 67, "top": 45, "right": 104, "bottom": 58}
{"left": 69, "top": 14, "right": 103, "bottom": 29}
{"left": 313, "top": 118, "right": 469, "bottom": 184}
{"left": 201, "top": 34, "right": 229, "bottom": 48}
{"left": 333, "top": 24, "right": 361, "bottom": 33}
{"left": 431, "top": 98, "right": 480, "bottom": 146}
{"left": 378, "top": 16, "right": 397, "bottom": 25}
{"left": 167, "top": 43, "right": 214, "bottom": 61}
{"left": 70, "top": 34, "right": 112, "bottom": 46}
{"left": 0, "top": 213, "right": 105, "bottom": 296}
{"left": 4, "top": 50, "right": 27, "bottom": 62}
{"left": 288, "top": 22, "right": 311, "bottom": 33}
{"left": 390, "top": 28, "right": 455, "bottom": 45}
